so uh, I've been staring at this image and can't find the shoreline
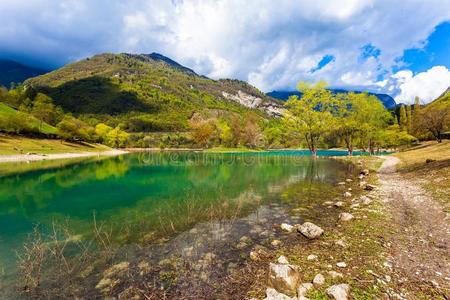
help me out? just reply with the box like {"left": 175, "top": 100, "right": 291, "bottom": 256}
{"left": 0, "top": 149, "right": 128, "bottom": 163}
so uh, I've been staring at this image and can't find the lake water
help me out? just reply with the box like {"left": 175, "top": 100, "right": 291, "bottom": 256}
{"left": 0, "top": 151, "right": 359, "bottom": 298}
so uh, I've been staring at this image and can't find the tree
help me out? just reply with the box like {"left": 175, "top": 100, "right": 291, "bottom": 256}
{"left": 242, "top": 114, "right": 262, "bottom": 148}
{"left": 31, "top": 93, "right": 58, "bottom": 129}
{"left": 56, "top": 115, "right": 94, "bottom": 141}
{"left": 406, "top": 105, "right": 412, "bottom": 133}
{"left": 105, "top": 126, "right": 130, "bottom": 148}
{"left": 188, "top": 113, "right": 216, "bottom": 148}
{"left": 412, "top": 96, "right": 422, "bottom": 136}
{"left": 399, "top": 105, "right": 407, "bottom": 131}
{"left": 216, "top": 120, "right": 233, "bottom": 147}
{"left": 283, "top": 81, "right": 335, "bottom": 156}
{"left": 417, "top": 102, "right": 449, "bottom": 143}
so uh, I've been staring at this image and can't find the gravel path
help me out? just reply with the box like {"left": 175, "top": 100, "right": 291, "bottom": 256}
{"left": 378, "top": 156, "right": 450, "bottom": 298}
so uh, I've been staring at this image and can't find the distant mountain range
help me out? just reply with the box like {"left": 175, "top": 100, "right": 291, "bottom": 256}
{"left": 0, "top": 59, "right": 48, "bottom": 88}
{"left": 267, "top": 89, "right": 397, "bottom": 109}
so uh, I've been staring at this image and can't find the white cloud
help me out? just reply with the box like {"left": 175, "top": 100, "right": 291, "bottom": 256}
{"left": 392, "top": 66, "right": 450, "bottom": 104}
{"left": 0, "top": 0, "right": 450, "bottom": 97}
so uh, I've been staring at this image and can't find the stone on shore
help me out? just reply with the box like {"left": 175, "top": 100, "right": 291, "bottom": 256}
{"left": 343, "top": 192, "right": 352, "bottom": 197}
{"left": 360, "top": 169, "right": 370, "bottom": 176}
{"left": 313, "top": 273, "right": 325, "bottom": 286}
{"left": 326, "top": 284, "right": 350, "bottom": 300}
{"left": 268, "top": 263, "right": 301, "bottom": 296}
{"left": 336, "top": 262, "right": 347, "bottom": 268}
{"left": 334, "top": 201, "right": 344, "bottom": 208}
{"left": 277, "top": 255, "right": 289, "bottom": 264}
{"left": 297, "top": 282, "right": 313, "bottom": 296}
{"left": 307, "top": 254, "right": 318, "bottom": 261}
{"left": 264, "top": 287, "right": 296, "bottom": 300}
{"left": 359, "top": 195, "right": 372, "bottom": 205}
{"left": 339, "top": 212, "right": 354, "bottom": 222}
{"left": 297, "top": 222, "right": 324, "bottom": 239}
{"left": 328, "top": 270, "right": 344, "bottom": 279}
{"left": 364, "top": 184, "right": 377, "bottom": 191}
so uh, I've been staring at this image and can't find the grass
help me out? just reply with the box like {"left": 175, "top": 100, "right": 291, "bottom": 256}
{"left": 394, "top": 140, "right": 450, "bottom": 212}
{"left": 0, "top": 102, "right": 58, "bottom": 135}
{"left": 0, "top": 134, "right": 111, "bottom": 155}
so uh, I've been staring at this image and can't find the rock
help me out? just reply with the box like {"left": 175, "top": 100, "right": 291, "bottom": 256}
{"left": 338, "top": 182, "right": 346, "bottom": 185}
{"left": 326, "top": 284, "right": 350, "bottom": 300}
{"left": 323, "top": 201, "right": 334, "bottom": 206}
{"left": 281, "top": 223, "right": 295, "bottom": 233}
{"left": 96, "top": 278, "right": 119, "bottom": 293}
{"left": 339, "top": 213, "right": 354, "bottom": 222}
{"left": 313, "top": 273, "right": 325, "bottom": 286}
{"left": 336, "top": 262, "right": 347, "bottom": 268}
{"left": 264, "top": 287, "right": 296, "bottom": 300}
{"left": 343, "top": 192, "right": 352, "bottom": 198}
{"left": 203, "top": 252, "right": 216, "bottom": 263}
{"left": 137, "top": 261, "right": 151, "bottom": 275}
{"left": 328, "top": 270, "right": 344, "bottom": 279}
{"left": 104, "top": 261, "right": 129, "bottom": 278}
{"left": 358, "top": 174, "right": 365, "bottom": 180}
{"left": 360, "top": 169, "right": 370, "bottom": 176}
{"left": 297, "top": 282, "right": 314, "bottom": 296}
{"left": 271, "top": 239, "right": 282, "bottom": 246}
{"left": 268, "top": 263, "right": 301, "bottom": 296}
{"left": 359, "top": 181, "right": 367, "bottom": 187}
{"left": 297, "top": 222, "right": 324, "bottom": 239}
{"left": 364, "top": 184, "right": 377, "bottom": 191}
{"left": 250, "top": 248, "right": 269, "bottom": 261}
{"left": 335, "top": 239, "right": 348, "bottom": 248}
{"left": 307, "top": 254, "right": 318, "bottom": 261}
{"left": 334, "top": 201, "right": 344, "bottom": 208}
{"left": 359, "top": 195, "right": 372, "bottom": 205}
{"left": 350, "top": 203, "right": 360, "bottom": 209}
{"left": 236, "top": 241, "right": 248, "bottom": 249}
{"left": 277, "top": 255, "right": 289, "bottom": 264}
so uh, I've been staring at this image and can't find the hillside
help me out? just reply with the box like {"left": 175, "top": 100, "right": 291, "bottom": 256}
{"left": 267, "top": 89, "right": 397, "bottom": 109}
{"left": 0, "top": 59, "right": 48, "bottom": 88}
{"left": 25, "top": 53, "right": 283, "bottom": 132}
{"left": 0, "top": 102, "right": 57, "bottom": 135}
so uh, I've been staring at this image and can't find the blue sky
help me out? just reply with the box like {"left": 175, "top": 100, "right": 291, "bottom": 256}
{"left": 0, "top": 0, "right": 449, "bottom": 103}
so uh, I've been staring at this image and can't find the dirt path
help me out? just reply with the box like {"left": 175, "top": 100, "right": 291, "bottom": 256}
{"left": 378, "top": 156, "right": 450, "bottom": 298}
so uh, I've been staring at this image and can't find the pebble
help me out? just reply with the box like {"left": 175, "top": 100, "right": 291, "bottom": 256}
{"left": 336, "top": 262, "right": 347, "bottom": 268}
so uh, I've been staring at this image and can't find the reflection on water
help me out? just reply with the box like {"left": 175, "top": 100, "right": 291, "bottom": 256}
{"left": 0, "top": 151, "right": 357, "bottom": 298}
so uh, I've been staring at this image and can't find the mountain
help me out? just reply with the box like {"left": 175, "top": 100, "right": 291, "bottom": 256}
{"left": 24, "top": 53, "right": 283, "bottom": 132}
{"left": 0, "top": 59, "right": 48, "bottom": 88}
{"left": 267, "top": 89, "right": 397, "bottom": 109}
{"left": 437, "top": 86, "right": 450, "bottom": 99}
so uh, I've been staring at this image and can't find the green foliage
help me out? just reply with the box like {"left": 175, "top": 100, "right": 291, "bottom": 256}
{"left": 94, "top": 123, "right": 130, "bottom": 148}
{"left": 56, "top": 115, "right": 94, "bottom": 141}
{"left": 399, "top": 105, "right": 407, "bottom": 131}
{"left": 282, "top": 81, "right": 335, "bottom": 155}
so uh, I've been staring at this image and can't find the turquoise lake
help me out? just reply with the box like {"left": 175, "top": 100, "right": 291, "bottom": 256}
{"left": 0, "top": 151, "right": 360, "bottom": 297}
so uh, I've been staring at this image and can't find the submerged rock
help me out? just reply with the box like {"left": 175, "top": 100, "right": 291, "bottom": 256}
{"left": 313, "top": 273, "right": 325, "bottom": 286}
{"left": 326, "top": 283, "right": 350, "bottom": 300}
{"left": 104, "top": 261, "right": 129, "bottom": 278}
{"left": 268, "top": 263, "right": 301, "bottom": 296}
{"left": 280, "top": 223, "right": 295, "bottom": 233}
{"left": 271, "top": 239, "right": 282, "bottom": 246}
{"left": 297, "top": 222, "right": 324, "bottom": 239}
{"left": 297, "top": 282, "right": 313, "bottom": 296}
{"left": 339, "top": 213, "right": 354, "bottom": 222}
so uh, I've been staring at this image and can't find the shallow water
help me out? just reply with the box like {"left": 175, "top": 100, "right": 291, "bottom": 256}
{"left": 0, "top": 151, "right": 358, "bottom": 297}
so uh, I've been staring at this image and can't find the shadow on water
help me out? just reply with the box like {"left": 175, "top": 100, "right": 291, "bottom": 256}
{"left": 0, "top": 152, "right": 358, "bottom": 298}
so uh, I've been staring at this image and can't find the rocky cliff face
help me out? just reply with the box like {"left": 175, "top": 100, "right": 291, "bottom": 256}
{"left": 222, "top": 90, "right": 285, "bottom": 117}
